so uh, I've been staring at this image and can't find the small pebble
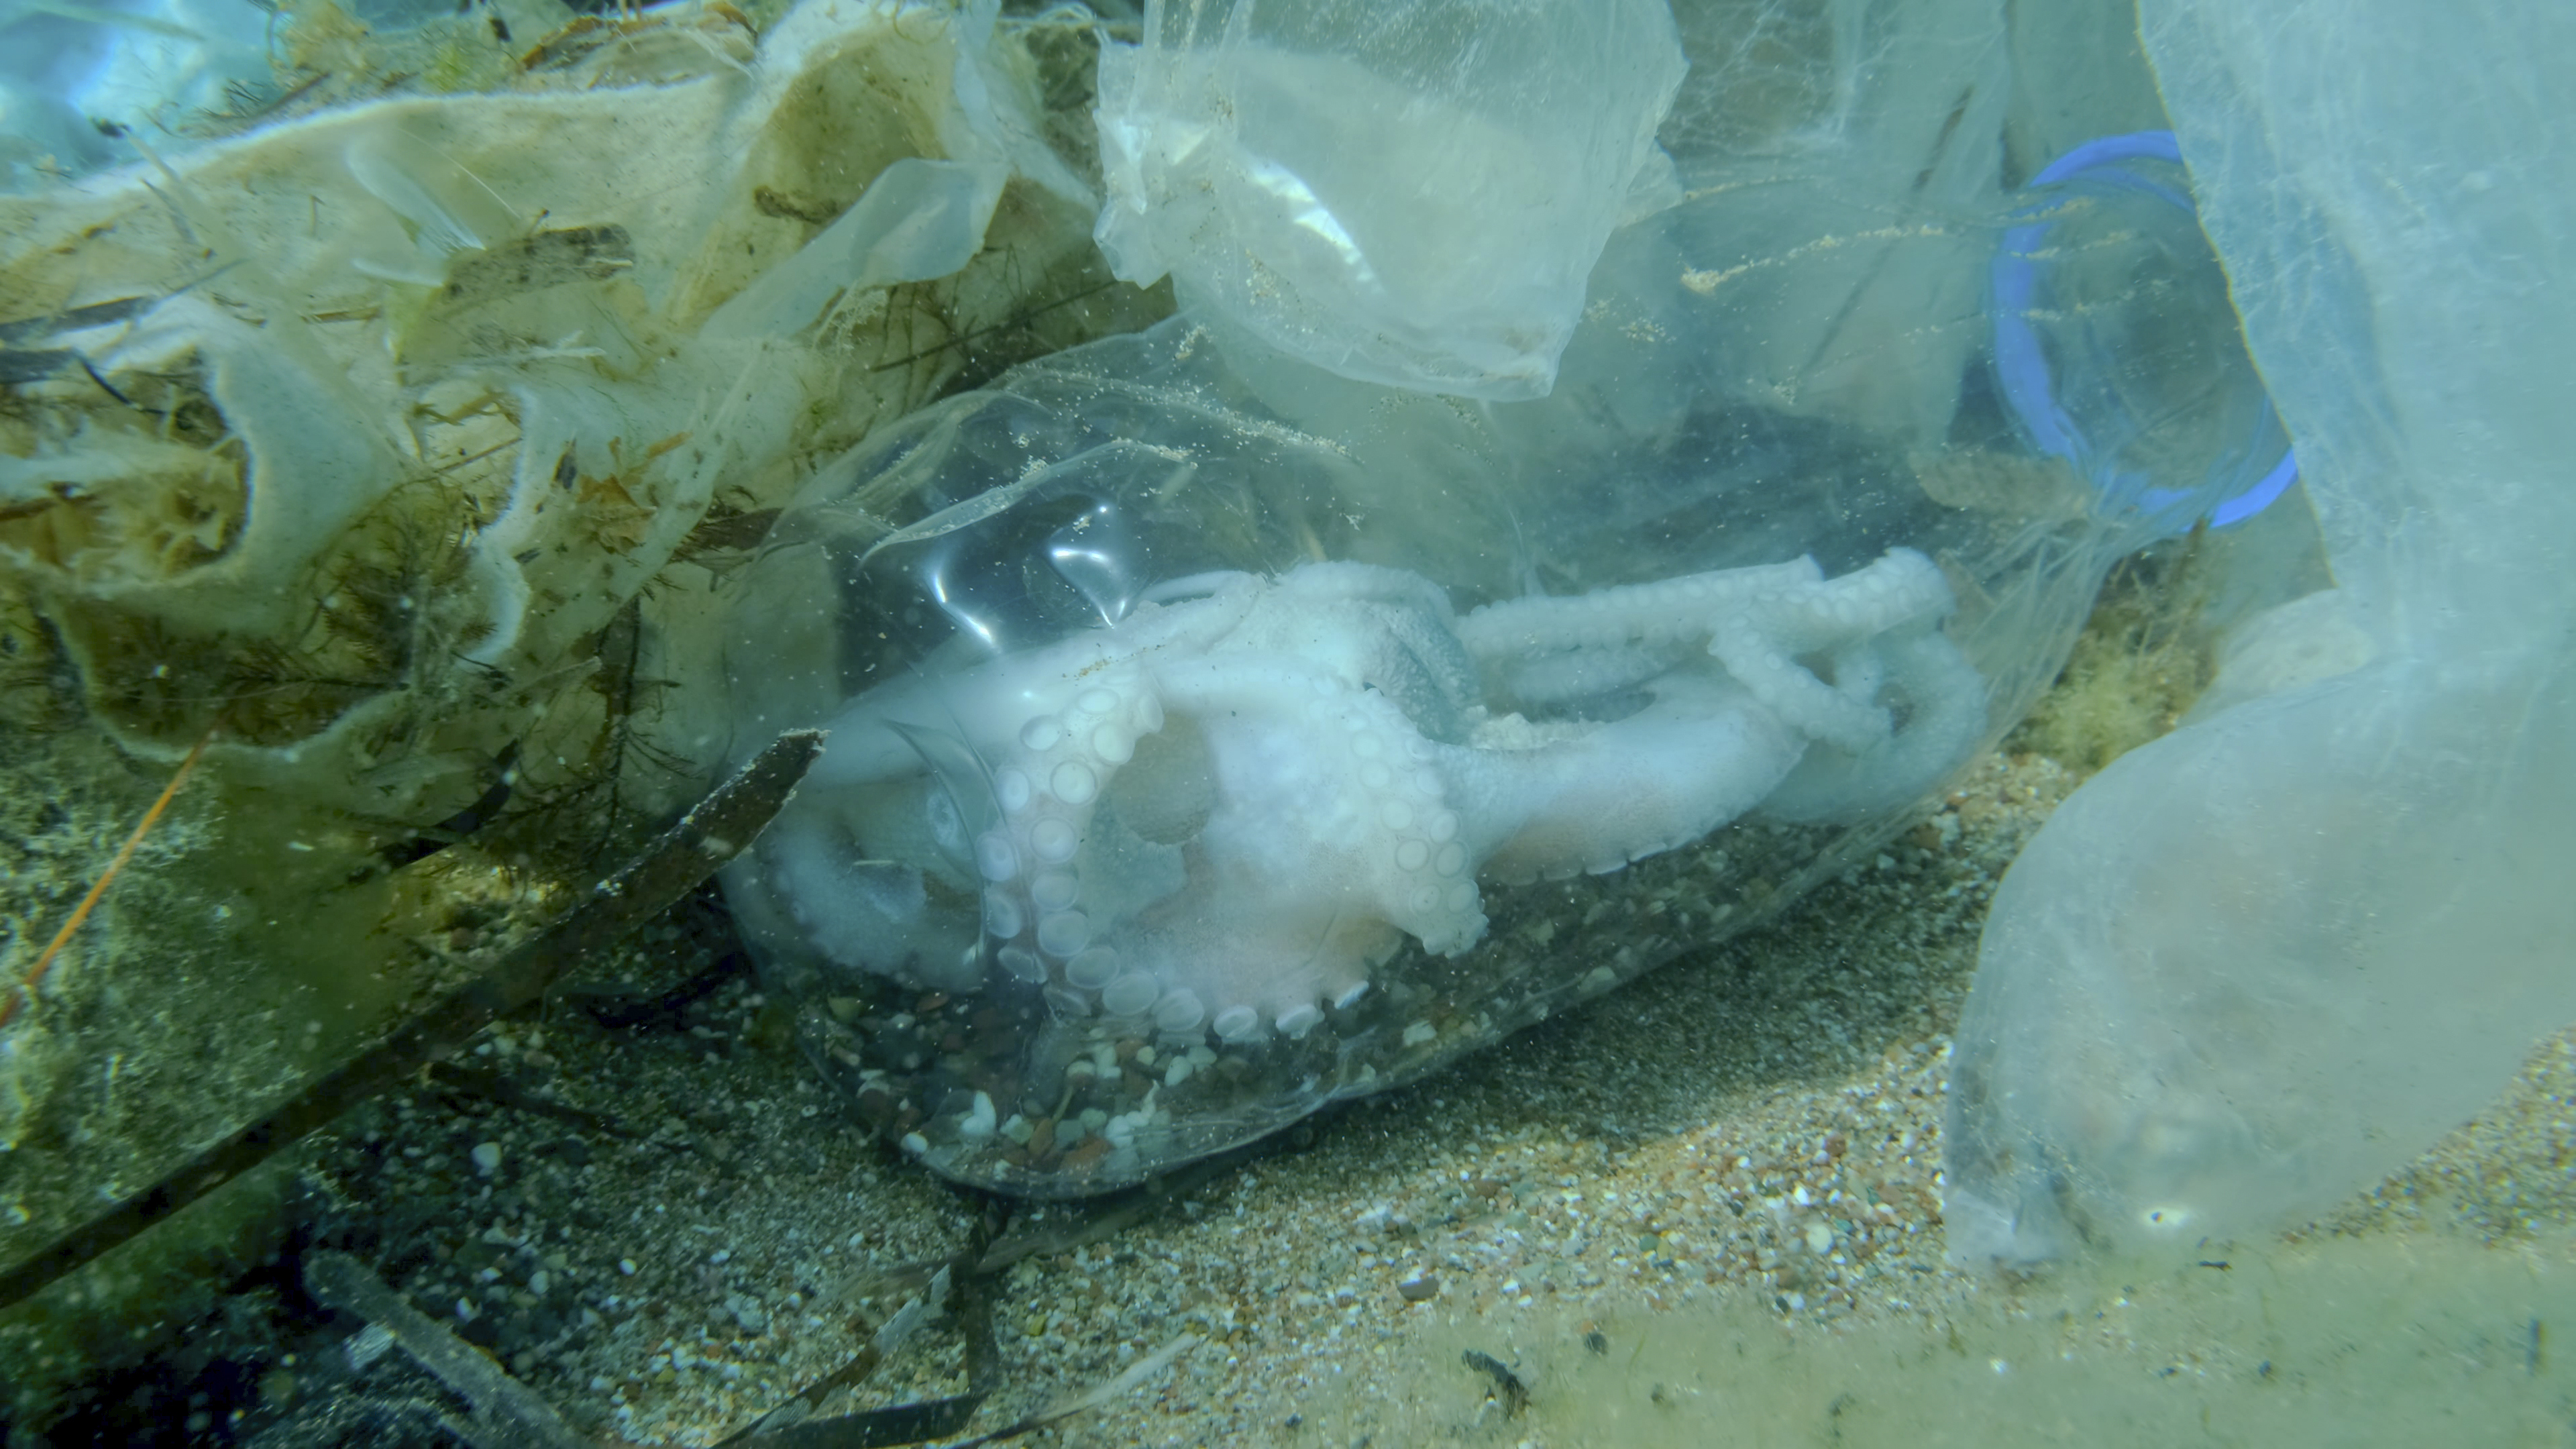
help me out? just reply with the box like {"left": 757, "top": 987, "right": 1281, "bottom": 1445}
{"left": 286, "top": 751, "right": 2137, "bottom": 1444}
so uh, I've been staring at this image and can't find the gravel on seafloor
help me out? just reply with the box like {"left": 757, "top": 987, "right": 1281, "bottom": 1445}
{"left": 284, "top": 745, "right": 2576, "bottom": 1448}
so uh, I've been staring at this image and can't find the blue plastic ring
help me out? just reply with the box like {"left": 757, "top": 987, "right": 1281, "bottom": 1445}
{"left": 1990, "top": 130, "right": 2297, "bottom": 531}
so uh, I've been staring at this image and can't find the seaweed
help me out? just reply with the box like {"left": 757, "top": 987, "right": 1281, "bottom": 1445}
{"left": 0, "top": 728, "right": 824, "bottom": 1313}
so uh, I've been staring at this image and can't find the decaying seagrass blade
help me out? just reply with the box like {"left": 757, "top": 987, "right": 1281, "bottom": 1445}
{"left": 938, "top": 1334, "right": 1201, "bottom": 1448}
{"left": 719, "top": 1266, "right": 975, "bottom": 1448}
{"left": 0, "top": 730, "right": 826, "bottom": 1312}
{"left": 303, "top": 1250, "right": 591, "bottom": 1449}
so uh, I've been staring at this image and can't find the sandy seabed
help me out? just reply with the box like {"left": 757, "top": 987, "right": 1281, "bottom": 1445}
{"left": 287, "top": 739, "right": 2576, "bottom": 1449}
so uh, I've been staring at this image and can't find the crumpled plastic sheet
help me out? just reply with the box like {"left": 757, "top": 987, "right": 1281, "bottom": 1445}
{"left": 1091, "top": 0, "right": 1686, "bottom": 400}
{"left": 1945, "top": 0, "right": 2576, "bottom": 1265}
{"left": 702, "top": 0, "right": 2292, "bottom": 1197}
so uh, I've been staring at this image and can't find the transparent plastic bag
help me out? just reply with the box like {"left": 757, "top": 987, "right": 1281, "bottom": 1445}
{"left": 718, "top": 314, "right": 1998, "bottom": 1193}
{"left": 1945, "top": 0, "right": 2576, "bottom": 1263}
{"left": 0, "top": 0, "right": 271, "bottom": 189}
{"left": 1947, "top": 651, "right": 2576, "bottom": 1263}
{"left": 705, "top": 0, "right": 2302, "bottom": 1197}
{"left": 1091, "top": 0, "right": 1686, "bottom": 400}
{"left": 712, "top": 252, "right": 2271, "bottom": 1196}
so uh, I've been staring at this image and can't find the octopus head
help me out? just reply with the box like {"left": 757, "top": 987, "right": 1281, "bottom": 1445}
{"left": 750, "top": 563, "right": 1491, "bottom": 1042}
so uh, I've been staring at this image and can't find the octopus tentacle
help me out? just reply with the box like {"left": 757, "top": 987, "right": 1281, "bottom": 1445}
{"left": 748, "top": 547, "right": 1984, "bottom": 1052}
{"left": 1155, "top": 654, "right": 1483, "bottom": 955}
{"left": 1456, "top": 557, "right": 1820, "bottom": 659}
{"left": 973, "top": 663, "right": 1167, "bottom": 1000}
{"left": 1446, "top": 670, "right": 1808, "bottom": 885}
{"left": 800, "top": 574, "right": 1259, "bottom": 791}
{"left": 1706, "top": 548, "right": 1955, "bottom": 752}
{"left": 1757, "top": 628, "right": 1987, "bottom": 823}
{"left": 1496, "top": 641, "right": 1687, "bottom": 708}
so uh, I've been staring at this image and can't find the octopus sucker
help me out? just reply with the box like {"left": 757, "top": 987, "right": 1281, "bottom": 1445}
{"left": 744, "top": 549, "right": 1978, "bottom": 1041}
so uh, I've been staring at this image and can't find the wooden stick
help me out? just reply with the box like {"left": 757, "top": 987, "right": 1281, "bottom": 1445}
{"left": 1, "top": 727, "right": 213, "bottom": 1028}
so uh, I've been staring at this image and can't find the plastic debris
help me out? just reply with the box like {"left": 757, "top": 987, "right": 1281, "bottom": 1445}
{"left": 1091, "top": 0, "right": 1686, "bottom": 398}
{"left": 1947, "top": 0, "right": 2576, "bottom": 1265}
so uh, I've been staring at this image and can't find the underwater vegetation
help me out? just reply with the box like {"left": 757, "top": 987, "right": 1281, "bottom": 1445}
{"left": 0, "top": 0, "right": 1158, "bottom": 1417}
{"left": 1, "top": 0, "right": 2567, "bottom": 1438}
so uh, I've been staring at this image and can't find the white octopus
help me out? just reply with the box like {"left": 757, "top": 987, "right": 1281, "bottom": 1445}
{"left": 737, "top": 549, "right": 1982, "bottom": 1042}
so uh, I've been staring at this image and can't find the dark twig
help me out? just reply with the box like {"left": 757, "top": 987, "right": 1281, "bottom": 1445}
{"left": 719, "top": 1264, "right": 984, "bottom": 1448}
{"left": 0, "top": 730, "right": 824, "bottom": 1312}
{"left": 867, "top": 279, "right": 1118, "bottom": 373}
{"left": 304, "top": 1250, "right": 590, "bottom": 1449}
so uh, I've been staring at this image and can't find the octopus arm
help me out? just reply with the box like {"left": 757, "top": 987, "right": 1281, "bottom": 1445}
{"left": 1448, "top": 670, "right": 1808, "bottom": 886}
